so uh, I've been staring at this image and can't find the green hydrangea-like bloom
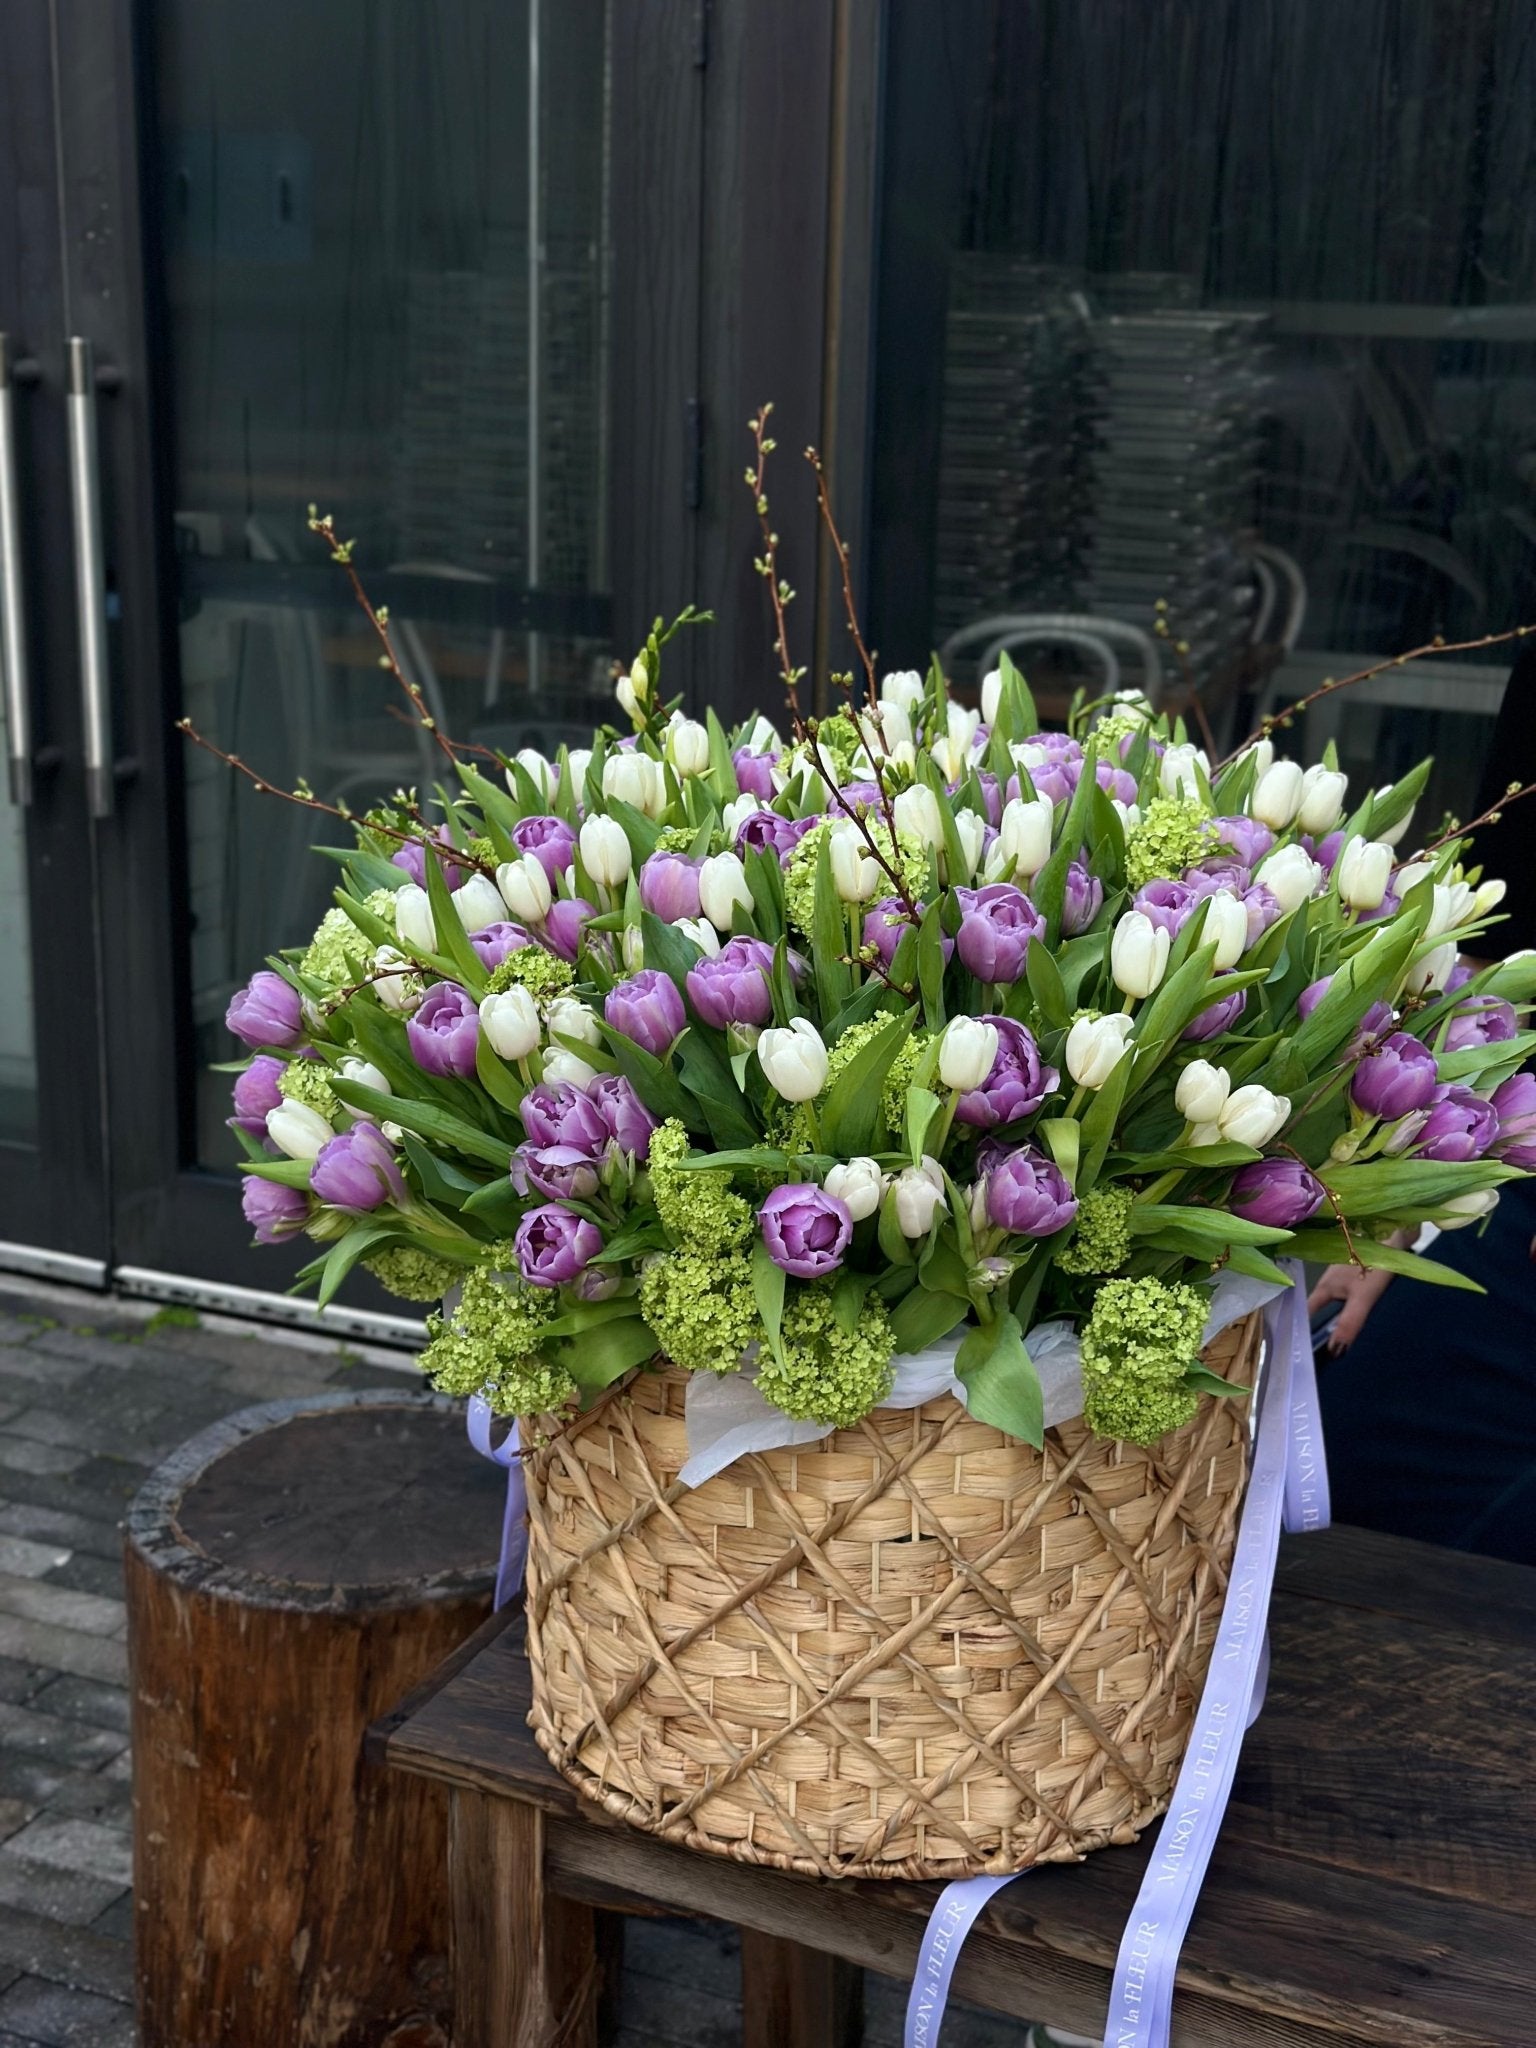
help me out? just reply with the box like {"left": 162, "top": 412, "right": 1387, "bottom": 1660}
{"left": 277, "top": 1056, "right": 340, "bottom": 1122}
{"left": 364, "top": 888, "right": 399, "bottom": 929}
{"left": 302, "top": 906, "right": 373, "bottom": 989}
{"left": 1055, "top": 1184, "right": 1135, "bottom": 1276}
{"left": 648, "top": 1120, "right": 753, "bottom": 1252}
{"left": 756, "top": 1287, "right": 895, "bottom": 1427}
{"left": 1124, "top": 797, "right": 1218, "bottom": 890}
{"left": 418, "top": 1258, "right": 571, "bottom": 1416}
{"left": 654, "top": 823, "right": 711, "bottom": 854}
{"left": 1089, "top": 709, "right": 1151, "bottom": 758}
{"left": 639, "top": 1249, "right": 762, "bottom": 1375}
{"left": 464, "top": 835, "right": 498, "bottom": 865}
{"left": 1080, "top": 1274, "right": 1206, "bottom": 1446}
{"left": 364, "top": 1245, "right": 463, "bottom": 1302}
{"left": 783, "top": 820, "right": 927, "bottom": 937}
{"left": 484, "top": 948, "right": 576, "bottom": 1000}
{"left": 880, "top": 1030, "right": 926, "bottom": 1140}
{"left": 812, "top": 711, "right": 862, "bottom": 780}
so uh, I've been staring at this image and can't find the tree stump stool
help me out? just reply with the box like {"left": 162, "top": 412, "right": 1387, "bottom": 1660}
{"left": 124, "top": 1387, "right": 507, "bottom": 2048}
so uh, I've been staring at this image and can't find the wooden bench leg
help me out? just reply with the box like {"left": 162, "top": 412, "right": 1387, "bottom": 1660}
{"left": 449, "top": 1789, "right": 598, "bottom": 2048}
{"left": 740, "top": 1927, "right": 863, "bottom": 2048}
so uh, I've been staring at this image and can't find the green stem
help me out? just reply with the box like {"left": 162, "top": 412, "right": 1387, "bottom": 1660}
{"left": 1136, "top": 1168, "right": 1184, "bottom": 1206}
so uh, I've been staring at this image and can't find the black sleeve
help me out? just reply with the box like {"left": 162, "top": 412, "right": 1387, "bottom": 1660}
{"left": 1471, "top": 646, "right": 1536, "bottom": 959}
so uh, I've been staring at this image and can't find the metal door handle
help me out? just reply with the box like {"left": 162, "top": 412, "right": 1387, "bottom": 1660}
{"left": 66, "top": 337, "right": 114, "bottom": 818}
{"left": 0, "top": 335, "right": 33, "bottom": 807}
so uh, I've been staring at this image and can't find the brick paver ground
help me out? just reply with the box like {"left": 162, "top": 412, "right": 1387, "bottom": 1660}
{"left": 0, "top": 1279, "right": 1053, "bottom": 2048}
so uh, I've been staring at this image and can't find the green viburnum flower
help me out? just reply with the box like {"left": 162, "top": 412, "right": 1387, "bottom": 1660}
{"left": 648, "top": 1120, "right": 753, "bottom": 1252}
{"left": 639, "top": 1249, "right": 761, "bottom": 1375}
{"left": 302, "top": 906, "right": 373, "bottom": 989}
{"left": 1079, "top": 1274, "right": 1206, "bottom": 1446}
{"left": 418, "top": 1257, "right": 571, "bottom": 1416}
{"left": 365, "top": 888, "right": 399, "bottom": 929}
{"left": 464, "top": 835, "right": 498, "bottom": 865}
{"left": 484, "top": 948, "right": 575, "bottom": 1001}
{"left": 810, "top": 711, "right": 862, "bottom": 780}
{"left": 1055, "top": 1184, "right": 1135, "bottom": 1276}
{"left": 1124, "top": 797, "right": 1218, "bottom": 890}
{"left": 1089, "top": 709, "right": 1151, "bottom": 758}
{"left": 783, "top": 820, "right": 927, "bottom": 936}
{"left": 756, "top": 1286, "right": 895, "bottom": 1427}
{"left": 653, "top": 823, "right": 713, "bottom": 855}
{"left": 364, "top": 1245, "right": 463, "bottom": 1303}
{"left": 277, "top": 1056, "right": 339, "bottom": 1122}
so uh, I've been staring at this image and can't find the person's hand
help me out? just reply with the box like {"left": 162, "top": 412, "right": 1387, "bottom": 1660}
{"left": 1307, "top": 1264, "right": 1394, "bottom": 1351}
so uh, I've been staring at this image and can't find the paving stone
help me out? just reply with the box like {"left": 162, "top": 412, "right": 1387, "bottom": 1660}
{"left": 0, "top": 1671, "right": 46, "bottom": 1714}
{"left": 0, "top": 1706, "right": 126, "bottom": 1771}
{"left": 0, "top": 1974, "right": 135, "bottom": 2046}
{"left": 34, "top": 1778, "right": 130, "bottom": 1832}
{"left": 99, "top": 1755, "right": 130, "bottom": 1786}
{"left": 0, "top": 1760, "right": 68, "bottom": 1813}
{"left": 3, "top": 1409, "right": 165, "bottom": 1469}
{"left": 0, "top": 1452, "right": 83, "bottom": 1488}
{"left": 0, "top": 1359, "right": 90, "bottom": 1399}
{"left": 0, "top": 1856, "right": 125, "bottom": 1932}
{"left": 0, "top": 1476, "right": 132, "bottom": 1540}
{"left": 0, "top": 1549, "right": 69, "bottom": 1590}
{"left": 86, "top": 1897, "right": 132, "bottom": 1945}
{"left": 22, "top": 1687, "right": 127, "bottom": 1742}
{"left": 3, "top": 1824, "right": 132, "bottom": 1894}
{"left": 35, "top": 1562, "right": 118, "bottom": 1605}
{"left": 0, "top": 1512, "right": 118, "bottom": 1569}
{"left": 0, "top": 1623, "right": 124, "bottom": 1690}
{"left": 0, "top": 1908, "right": 134, "bottom": 2003}
{"left": 0, "top": 1586, "right": 123, "bottom": 1645}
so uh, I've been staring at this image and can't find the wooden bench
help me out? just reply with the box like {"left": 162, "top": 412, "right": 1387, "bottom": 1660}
{"left": 370, "top": 1523, "right": 1536, "bottom": 2048}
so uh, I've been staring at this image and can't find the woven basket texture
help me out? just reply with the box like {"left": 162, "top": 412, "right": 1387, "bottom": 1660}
{"left": 523, "top": 1312, "right": 1259, "bottom": 1881}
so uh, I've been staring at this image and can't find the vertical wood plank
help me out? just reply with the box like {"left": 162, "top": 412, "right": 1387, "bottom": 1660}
{"left": 739, "top": 1927, "right": 863, "bottom": 2048}
{"left": 449, "top": 1790, "right": 598, "bottom": 2048}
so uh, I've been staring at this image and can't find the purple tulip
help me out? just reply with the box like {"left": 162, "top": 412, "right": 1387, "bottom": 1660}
{"left": 1296, "top": 976, "right": 1332, "bottom": 1021}
{"left": 512, "top": 1143, "right": 601, "bottom": 1202}
{"left": 736, "top": 811, "right": 818, "bottom": 863}
{"left": 1211, "top": 815, "right": 1274, "bottom": 867}
{"left": 1229, "top": 1158, "right": 1326, "bottom": 1229}
{"left": 1296, "top": 976, "right": 1394, "bottom": 1046}
{"left": 604, "top": 970, "right": 686, "bottom": 1057}
{"left": 226, "top": 971, "right": 303, "bottom": 1050}
{"left": 392, "top": 823, "right": 465, "bottom": 892}
{"left": 638, "top": 852, "right": 703, "bottom": 923}
{"left": 685, "top": 936, "right": 776, "bottom": 1030}
{"left": 541, "top": 897, "right": 594, "bottom": 963}
{"left": 1095, "top": 760, "right": 1139, "bottom": 806}
{"left": 1304, "top": 829, "right": 1345, "bottom": 873}
{"left": 1444, "top": 962, "right": 1475, "bottom": 995}
{"left": 1186, "top": 858, "right": 1252, "bottom": 896}
{"left": 984, "top": 1145, "right": 1078, "bottom": 1237}
{"left": 1182, "top": 982, "right": 1248, "bottom": 1041}
{"left": 470, "top": 921, "right": 532, "bottom": 970}
{"left": 1491, "top": 1072, "right": 1536, "bottom": 1167}
{"left": 974, "top": 771, "right": 1002, "bottom": 826}
{"left": 1357, "top": 887, "right": 1402, "bottom": 926}
{"left": 1061, "top": 862, "right": 1104, "bottom": 937}
{"left": 510, "top": 814, "right": 577, "bottom": 886}
{"left": 1414, "top": 1084, "right": 1500, "bottom": 1162}
{"left": 1133, "top": 878, "right": 1201, "bottom": 938}
{"left": 310, "top": 1121, "right": 407, "bottom": 1210}
{"left": 758, "top": 1183, "right": 853, "bottom": 1278}
{"left": 406, "top": 983, "right": 481, "bottom": 1079}
{"left": 520, "top": 1081, "right": 609, "bottom": 1156}
{"left": 1351, "top": 1032, "right": 1438, "bottom": 1121}
{"left": 862, "top": 897, "right": 917, "bottom": 968}
{"left": 838, "top": 781, "right": 884, "bottom": 810}
{"left": 241, "top": 1175, "right": 309, "bottom": 1243}
{"left": 230, "top": 1055, "right": 286, "bottom": 1137}
{"left": 1011, "top": 762, "right": 1074, "bottom": 808}
{"left": 514, "top": 1203, "right": 603, "bottom": 1289}
{"left": 954, "top": 884, "right": 1044, "bottom": 984}
{"left": 1443, "top": 994, "right": 1519, "bottom": 1055}
{"left": 733, "top": 747, "right": 780, "bottom": 799}
{"left": 954, "top": 1017, "right": 1058, "bottom": 1129}
{"left": 1241, "top": 884, "right": 1284, "bottom": 948}
{"left": 588, "top": 1072, "right": 660, "bottom": 1157}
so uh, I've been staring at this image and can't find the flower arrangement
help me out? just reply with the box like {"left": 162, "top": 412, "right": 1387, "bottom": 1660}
{"left": 215, "top": 465, "right": 1534, "bottom": 1459}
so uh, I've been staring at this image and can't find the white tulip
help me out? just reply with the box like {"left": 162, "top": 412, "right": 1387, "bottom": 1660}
{"left": 338, "top": 1056, "right": 391, "bottom": 1097}
{"left": 542, "top": 1047, "right": 599, "bottom": 1089}
{"left": 952, "top": 808, "right": 986, "bottom": 881}
{"left": 999, "top": 795, "right": 1054, "bottom": 880}
{"left": 1250, "top": 759, "right": 1306, "bottom": 830}
{"left": 1473, "top": 877, "right": 1508, "bottom": 918}
{"left": 675, "top": 916, "right": 721, "bottom": 957}
{"left": 928, "top": 733, "right": 969, "bottom": 781}
{"left": 699, "top": 850, "right": 754, "bottom": 930}
{"left": 1064, "top": 1012, "right": 1134, "bottom": 1088}
{"left": 454, "top": 872, "right": 507, "bottom": 934}
{"left": 1241, "top": 738, "right": 1275, "bottom": 780}
{"left": 938, "top": 1016, "right": 999, "bottom": 1093}
{"left": 603, "top": 749, "right": 667, "bottom": 819}
{"left": 266, "top": 1100, "right": 333, "bottom": 1161}
{"left": 980, "top": 668, "right": 1002, "bottom": 726}
{"left": 579, "top": 814, "right": 632, "bottom": 889}
{"left": 1255, "top": 844, "right": 1320, "bottom": 913}
{"left": 1110, "top": 911, "right": 1172, "bottom": 998}
{"left": 615, "top": 673, "right": 642, "bottom": 721}
{"left": 1175, "top": 1058, "right": 1231, "bottom": 1125}
{"left": 827, "top": 826, "right": 881, "bottom": 905}
{"left": 1202, "top": 889, "right": 1249, "bottom": 969}
{"left": 513, "top": 747, "right": 556, "bottom": 799}
{"left": 1217, "top": 1085, "right": 1291, "bottom": 1147}
{"left": 1372, "top": 789, "right": 1415, "bottom": 846}
{"left": 757, "top": 1017, "right": 829, "bottom": 1103}
{"left": 723, "top": 794, "right": 766, "bottom": 838}
{"left": 1426, "top": 880, "right": 1476, "bottom": 941}
{"left": 545, "top": 995, "right": 602, "bottom": 1048}
{"left": 947, "top": 701, "right": 981, "bottom": 752}
{"left": 745, "top": 714, "right": 780, "bottom": 753}
{"left": 1335, "top": 838, "right": 1393, "bottom": 912}
{"left": 1113, "top": 798, "right": 1142, "bottom": 833}
{"left": 890, "top": 1155, "right": 945, "bottom": 1238}
{"left": 824, "top": 1157, "right": 884, "bottom": 1222}
{"left": 565, "top": 747, "right": 593, "bottom": 792}
{"left": 371, "top": 946, "right": 421, "bottom": 1013}
{"left": 480, "top": 987, "right": 541, "bottom": 1061}
{"left": 894, "top": 783, "right": 943, "bottom": 842}
{"left": 621, "top": 925, "right": 645, "bottom": 971}
{"left": 1298, "top": 764, "right": 1348, "bottom": 835}
{"left": 1406, "top": 940, "right": 1457, "bottom": 995}
{"left": 1392, "top": 860, "right": 1434, "bottom": 897}
{"left": 879, "top": 701, "right": 914, "bottom": 750}
{"left": 497, "top": 855, "right": 552, "bottom": 925}
{"left": 1438, "top": 1189, "right": 1500, "bottom": 1229}
{"left": 1160, "top": 742, "right": 1209, "bottom": 803}
{"left": 880, "top": 669, "right": 925, "bottom": 715}
{"left": 393, "top": 884, "right": 436, "bottom": 954}
{"left": 667, "top": 717, "right": 711, "bottom": 779}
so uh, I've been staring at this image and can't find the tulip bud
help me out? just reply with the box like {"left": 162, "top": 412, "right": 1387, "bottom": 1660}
{"left": 542, "top": 1047, "right": 600, "bottom": 1089}
{"left": 1251, "top": 759, "right": 1306, "bottom": 830}
{"left": 1202, "top": 889, "right": 1249, "bottom": 970}
{"left": 497, "top": 855, "right": 553, "bottom": 925}
{"left": 890, "top": 1155, "right": 945, "bottom": 1237}
{"left": 615, "top": 674, "right": 642, "bottom": 720}
{"left": 1298, "top": 763, "right": 1348, "bottom": 835}
{"left": 393, "top": 883, "right": 437, "bottom": 954}
{"left": 1113, "top": 798, "right": 1142, "bottom": 833}
{"left": 454, "top": 872, "right": 507, "bottom": 934}
{"left": 565, "top": 747, "right": 593, "bottom": 792}
{"left": 938, "top": 1016, "right": 999, "bottom": 1093}
{"left": 947, "top": 701, "right": 981, "bottom": 751}
{"left": 951, "top": 808, "right": 986, "bottom": 881}
{"left": 699, "top": 850, "right": 754, "bottom": 930}
{"left": 757, "top": 1016, "right": 829, "bottom": 1103}
{"left": 545, "top": 994, "right": 602, "bottom": 1048}
{"left": 980, "top": 668, "right": 1002, "bottom": 726}
{"left": 1254, "top": 844, "right": 1320, "bottom": 913}
{"left": 675, "top": 917, "right": 721, "bottom": 957}
{"left": 1175, "top": 1058, "right": 1231, "bottom": 1125}
{"left": 1335, "top": 837, "right": 1393, "bottom": 911}
{"left": 266, "top": 1100, "right": 334, "bottom": 1161}
{"left": 1473, "top": 877, "right": 1508, "bottom": 918}
{"left": 1159, "top": 742, "right": 1209, "bottom": 802}
{"left": 1217, "top": 1084, "right": 1290, "bottom": 1147}
{"left": 480, "top": 986, "right": 541, "bottom": 1061}
{"left": 894, "top": 783, "right": 942, "bottom": 842}
{"left": 372, "top": 946, "right": 421, "bottom": 1012}
{"left": 1064, "top": 1011, "right": 1134, "bottom": 1088}
{"left": 1425, "top": 880, "right": 1476, "bottom": 941}
{"left": 667, "top": 717, "right": 711, "bottom": 779}
{"left": 1242, "top": 738, "right": 1275, "bottom": 780}
{"left": 999, "top": 794, "right": 1054, "bottom": 880}
{"left": 1110, "top": 910, "right": 1172, "bottom": 998}
{"left": 579, "top": 814, "right": 632, "bottom": 889}
{"left": 828, "top": 826, "right": 881, "bottom": 904}
{"left": 1373, "top": 788, "right": 1414, "bottom": 846}
{"left": 338, "top": 1056, "right": 391, "bottom": 1096}
{"left": 514, "top": 747, "right": 556, "bottom": 800}
{"left": 1406, "top": 939, "right": 1457, "bottom": 995}
{"left": 1438, "top": 1188, "right": 1500, "bottom": 1229}
{"left": 879, "top": 701, "right": 914, "bottom": 750}
{"left": 880, "top": 669, "right": 925, "bottom": 715}
{"left": 928, "top": 733, "right": 968, "bottom": 782}
{"left": 621, "top": 925, "right": 645, "bottom": 971}
{"left": 603, "top": 749, "right": 667, "bottom": 819}
{"left": 824, "top": 1156, "right": 884, "bottom": 1222}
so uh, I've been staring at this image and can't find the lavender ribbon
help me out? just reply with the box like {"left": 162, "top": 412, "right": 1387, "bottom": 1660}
{"left": 466, "top": 1395, "right": 527, "bottom": 1609}
{"left": 902, "top": 1266, "right": 1328, "bottom": 2048}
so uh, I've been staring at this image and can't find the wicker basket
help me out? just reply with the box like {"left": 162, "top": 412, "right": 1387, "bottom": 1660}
{"left": 523, "top": 1313, "right": 1259, "bottom": 1881}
